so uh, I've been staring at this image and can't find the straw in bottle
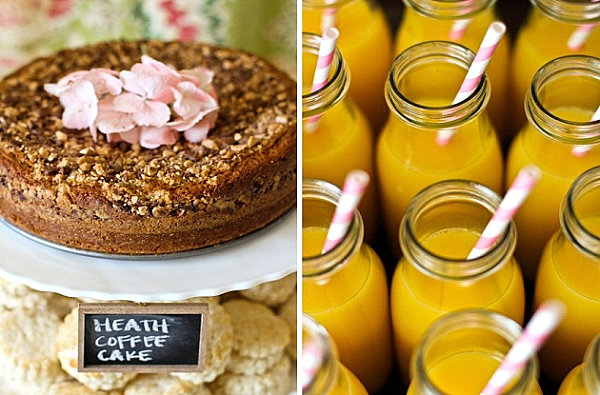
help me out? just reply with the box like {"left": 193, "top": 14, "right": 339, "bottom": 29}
{"left": 320, "top": 7, "right": 338, "bottom": 32}
{"left": 450, "top": 19, "right": 472, "bottom": 40}
{"left": 321, "top": 170, "right": 369, "bottom": 254}
{"left": 567, "top": 0, "right": 599, "bottom": 51}
{"left": 480, "top": 300, "right": 567, "bottom": 395}
{"left": 572, "top": 104, "right": 600, "bottom": 157}
{"left": 436, "top": 21, "right": 506, "bottom": 146}
{"left": 467, "top": 165, "right": 541, "bottom": 260}
{"left": 305, "top": 27, "right": 340, "bottom": 133}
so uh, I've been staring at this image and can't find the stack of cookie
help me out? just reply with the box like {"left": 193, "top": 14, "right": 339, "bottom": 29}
{"left": 0, "top": 274, "right": 297, "bottom": 395}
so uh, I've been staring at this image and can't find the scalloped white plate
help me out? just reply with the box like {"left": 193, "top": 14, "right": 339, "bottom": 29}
{"left": 0, "top": 209, "right": 296, "bottom": 302}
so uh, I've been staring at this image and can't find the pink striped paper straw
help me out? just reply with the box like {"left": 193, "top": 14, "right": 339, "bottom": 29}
{"left": 567, "top": 0, "right": 599, "bottom": 51}
{"left": 305, "top": 27, "right": 340, "bottom": 133}
{"left": 302, "top": 339, "right": 325, "bottom": 390}
{"left": 321, "top": 170, "right": 370, "bottom": 254}
{"left": 480, "top": 300, "right": 566, "bottom": 395}
{"left": 437, "top": 22, "right": 506, "bottom": 146}
{"left": 572, "top": 104, "right": 600, "bottom": 157}
{"left": 320, "top": 7, "right": 338, "bottom": 32}
{"left": 450, "top": 19, "right": 472, "bottom": 40}
{"left": 467, "top": 165, "right": 541, "bottom": 260}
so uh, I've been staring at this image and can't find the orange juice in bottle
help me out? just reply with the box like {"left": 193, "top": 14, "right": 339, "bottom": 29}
{"left": 377, "top": 42, "right": 503, "bottom": 253}
{"left": 391, "top": 180, "right": 525, "bottom": 382}
{"left": 506, "top": 55, "right": 600, "bottom": 282}
{"left": 558, "top": 335, "right": 600, "bottom": 395}
{"left": 395, "top": 0, "right": 510, "bottom": 137}
{"left": 510, "top": 0, "right": 600, "bottom": 131}
{"left": 302, "top": 314, "right": 368, "bottom": 395}
{"left": 303, "top": 32, "right": 377, "bottom": 241}
{"left": 303, "top": 0, "right": 392, "bottom": 129}
{"left": 302, "top": 178, "right": 392, "bottom": 393}
{"left": 407, "top": 310, "right": 542, "bottom": 394}
{"left": 534, "top": 166, "right": 600, "bottom": 382}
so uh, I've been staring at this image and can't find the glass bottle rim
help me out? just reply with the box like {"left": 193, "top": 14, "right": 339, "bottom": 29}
{"left": 403, "top": 0, "right": 497, "bottom": 20}
{"left": 531, "top": 0, "right": 600, "bottom": 24}
{"left": 583, "top": 334, "right": 600, "bottom": 394}
{"left": 526, "top": 55, "right": 600, "bottom": 146}
{"left": 386, "top": 41, "right": 490, "bottom": 129}
{"left": 302, "top": 178, "right": 364, "bottom": 278}
{"left": 412, "top": 309, "right": 538, "bottom": 395}
{"left": 302, "top": 314, "right": 339, "bottom": 395}
{"left": 400, "top": 179, "right": 516, "bottom": 280}
{"left": 561, "top": 165, "right": 600, "bottom": 258}
{"left": 302, "top": 32, "right": 350, "bottom": 119}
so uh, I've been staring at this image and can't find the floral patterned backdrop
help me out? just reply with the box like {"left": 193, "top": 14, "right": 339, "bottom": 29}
{"left": 0, "top": 0, "right": 296, "bottom": 78}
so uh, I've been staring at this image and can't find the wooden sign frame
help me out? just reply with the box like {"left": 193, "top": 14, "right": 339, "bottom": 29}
{"left": 78, "top": 303, "right": 208, "bottom": 373}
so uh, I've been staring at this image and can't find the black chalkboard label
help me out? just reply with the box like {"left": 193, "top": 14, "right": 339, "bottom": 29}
{"left": 78, "top": 303, "right": 208, "bottom": 373}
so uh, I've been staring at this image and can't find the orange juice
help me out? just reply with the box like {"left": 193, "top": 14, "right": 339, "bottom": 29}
{"left": 391, "top": 181, "right": 525, "bottom": 382}
{"left": 511, "top": 4, "right": 600, "bottom": 130}
{"left": 533, "top": 167, "right": 600, "bottom": 381}
{"left": 303, "top": 0, "right": 392, "bottom": 129}
{"left": 377, "top": 42, "right": 503, "bottom": 252}
{"left": 395, "top": 0, "right": 510, "bottom": 137}
{"left": 557, "top": 335, "right": 600, "bottom": 395}
{"left": 506, "top": 56, "right": 600, "bottom": 281}
{"left": 303, "top": 33, "right": 378, "bottom": 241}
{"left": 302, "top": 314, "right": 368, "bottom": 395}
{"left": 408, "top": 310, "right": 541, "bottom": 394}
{"left": 303, "top": 179, "right": 392, "bottom": 392}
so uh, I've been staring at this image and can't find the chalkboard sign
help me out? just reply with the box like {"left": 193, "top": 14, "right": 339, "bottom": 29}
{"left": 78, "top": 303, "right": 208, "bottom": 373}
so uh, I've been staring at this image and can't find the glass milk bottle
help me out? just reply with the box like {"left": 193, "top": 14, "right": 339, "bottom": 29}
{"left": 377, "top": 41, "right": 503, "bottom": 254}
{"left": 511, "top": 0, "right": 600, "bottom": 130}
{"left": 302, "top": 32, "right": 377, "bottom": 241}
{"left": 506, "top": 55, "right": 600, "bottom": 282}
{"left": 407, "top": 310, "right": 542, "bottom": 394}
{"left": 395, "top": 0, "right": 510, "bottom": 137}
{"left": 534, "top": 166, "right": 600, "bottom": 381}
{"left": 302, "top": 314, "right": 368, "bottom": 395}
{"left": 558, "top": 335, "right": 600, "bottom": 395}
{"left": 303, "top": 0, "right": 392, "bottom": 129}
{"left": 391, "top": 180, "right": 525, "bottom": 382}
{"left": 303, "top": 178, "right": 392, "bottom": 393}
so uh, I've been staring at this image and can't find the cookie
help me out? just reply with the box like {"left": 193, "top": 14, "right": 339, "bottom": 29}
{"left": 0, "top": 277, "right": 76, "bottom": 317}
{"left": 278, "top": 291, "right": 296, "bottom": 360}
{"left": 210, "top": 355, "right": 291, "bottom": 395}
{"left": 223, "top": 299, "right": 290, "bottom": 359}
{"left": 172, "top": 303, "right": 233, "bottom": 384}
{"left": 49, "top": 381, "right": 122, "bottom": 395}
{"left": 227, "top": 349, "right": 283, "bottom": 375}
{"left": 55, "top": 308, "right": 137, "bottom": 391}
{"left": 124, "top": 374, "right": 211, "bottom": 395}
{"left": 0, "top": 308, "right": 68, "bottom": 390}
{"left": 239, "top": 274, "right": 296, "bottom": 307}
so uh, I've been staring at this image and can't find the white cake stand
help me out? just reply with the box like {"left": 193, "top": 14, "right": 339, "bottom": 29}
{"left": 0, "top": 209, "right": 296, "bottom": 302}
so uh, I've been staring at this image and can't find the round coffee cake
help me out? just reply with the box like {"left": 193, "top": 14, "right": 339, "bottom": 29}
{"left": 0, "top": 40, "right": 296, "bottom": 255}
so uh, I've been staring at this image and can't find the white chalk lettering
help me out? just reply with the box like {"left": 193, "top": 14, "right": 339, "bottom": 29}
{"left": 124, "top": 319, "right": 142, "bottom": 331}
{"left": 94, "top": 318, "right": 112, "bottom": 332}
{"left": 143, "top": 335, "right": 170, "bottom": 348}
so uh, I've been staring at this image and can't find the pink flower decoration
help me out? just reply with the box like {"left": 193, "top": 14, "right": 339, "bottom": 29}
{"left": 59, "top": 80, "right": 98, "bottom": 132}
{"left": 44, "top": 56, "right": 219, "bottom": 149}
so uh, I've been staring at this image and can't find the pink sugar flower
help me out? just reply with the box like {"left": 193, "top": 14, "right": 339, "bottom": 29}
{"left": 45, "top": 68, "right": 121, "bottom": 97}
{"left": 113, "top": 92, "right": 171, "bottom": 127}
{"left": 168, "top": 81, "right": 218, "bottom": 131}
{"left": 120, "top": 56, "right": 184, "bottom": 104}
{"left": 95, "top": 96, "right": 136, "bottom": 135}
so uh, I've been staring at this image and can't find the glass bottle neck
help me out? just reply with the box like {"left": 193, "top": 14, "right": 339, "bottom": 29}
{"left": 302, "top": 32, "right": 350, "bottom": 119}
{"left": 385, "top": 41, "right": 490, "bottom": 129}
{"left": 400, "top": 180, "right": 515, "bottom": 280}
{"left": 412, "top": 310, "right": 538, "bottom": 394}
{"left": 525, "top": 55, "right": 600, "bottom": 146}
{"left": 531, "top": 0, "right": 600, "bottom": 24}
{"left": 582, "top": 335, "right": 600, "bottom": 394}
{"left": 560, "top": 166, "right": 600, "bottom": 259}
{"left": 404, "top": 0, "right": 496, "bottom": 20}
{"left": 302, "top": 314, "right": 340, "bottom": 395}
{"left": 302, "top": 178, "right": 364, "bottom": 278}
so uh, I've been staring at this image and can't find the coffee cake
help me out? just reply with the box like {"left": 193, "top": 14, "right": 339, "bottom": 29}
{"left": 0, "top": 40, "right": 296, "bottom": 254}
